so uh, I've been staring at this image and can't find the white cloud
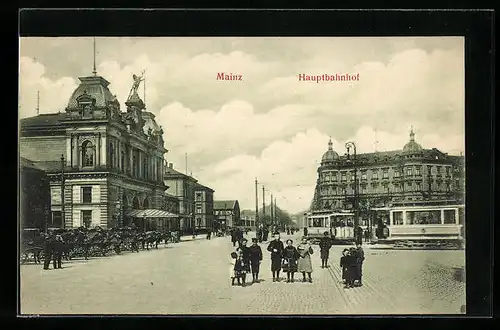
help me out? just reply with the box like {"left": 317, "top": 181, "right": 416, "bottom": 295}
{"left": 18, "top": 57, "right": 78, "bottom": 118}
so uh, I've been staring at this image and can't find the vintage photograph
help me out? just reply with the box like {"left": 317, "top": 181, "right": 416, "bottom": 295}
{"left": 19, "top": 37, "right": 465, "bottom": 315}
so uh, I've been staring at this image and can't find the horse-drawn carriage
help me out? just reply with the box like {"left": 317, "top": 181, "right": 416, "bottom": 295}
{"left": 20, "top": 228, "right": 45, "bottom": 264}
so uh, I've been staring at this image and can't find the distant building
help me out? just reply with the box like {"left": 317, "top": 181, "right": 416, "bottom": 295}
{"left": 311, "top": 129, "right": 465, "bottom": 227}
{"left": 240, "top": 210, "right": 257, "bottom": 227}
{"left": 194, "top": 183, "right": 215, "bottom": 231}
{"left": 20, "top": 157, "right": 51, "bottom": 230}
{"left": 214, "top": 200, "right": 241, "bottom": 228}
{"left": 164, "top": 193, "right": 180, "bottom": 229}
{"left": 163, "top": 163, "right": 197, "bottom": 231}
{"left": 19, "top": 73, "right": 169, "bottom": 230}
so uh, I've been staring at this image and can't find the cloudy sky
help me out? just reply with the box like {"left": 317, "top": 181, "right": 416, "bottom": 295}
{"left": 19, "top": 37, "right": 464, "bottom": 214}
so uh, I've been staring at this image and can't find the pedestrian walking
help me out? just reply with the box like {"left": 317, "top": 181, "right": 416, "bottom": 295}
{"left": 297, "top": 237, "right": 314, "bottom": 283}
{"left": 354, "top": 242, "right": 365, "bottom": 286}
{"left": 206, "top": 230, "right": 212, "bottom": 240}
{"left": 267, "top": 233, "right": 285, "bottom": 282}
{"left": 249, "top": 238, "right": 263, "bottom": 283}
{"left": 231, "top": 228, "right": 238, "bottom": 247}
{"left": 262, "top": 227, "right": 269, "bottom": 241}
{"left": 303, "top": 227, "right": 308, "bottom": 238}
{"left": 319, "top": 231, "right": 333, "bottom": 268}
{"left": 282, "top": 239, "right": 299, "bottom": 283}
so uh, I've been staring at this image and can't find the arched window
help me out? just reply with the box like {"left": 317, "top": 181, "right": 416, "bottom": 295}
{"left": 82, "top": 141, "right": 94, "bottom": 167}
{"left": 143, "top": 198, "right": 149, "bottom": 209}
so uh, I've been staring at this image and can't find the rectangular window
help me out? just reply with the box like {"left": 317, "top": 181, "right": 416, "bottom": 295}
{"left": 195, "top": 192, "right": 203, "bottom": 201}
{"left": 394, "top": 170, "right": 400, "bottom": 178}
{"left": 341, "top": 173, "right": 346, "bottom": 181}
{"left": 406, "top": 210, "right": 441, "bottom": 225}
{"left": 361, "top": 172, "right": 367, "bottom": 180}
{"left": 50, "top": 211, "right": 62, "bottom": 228}
{"left": 196, "top": 204, "right": 202, "bottom": 214}
{"left": 393, "top": 211, "right": 403, "bottom": 225}
{"left": 383, "top": 170, "right": 388, "bottom": 178}
{"left": 351, "top": 173, "right": 355, "bottom": 181}
{"left": 332, "top": 172, "right": 337, "bottom": 181}
{"left": 415, "top": 182, "right": 422, "bottom": 191}
{"left": 372, "top": 171, "right": 378, "bottom": 179}
{"left": 407, "top": 167, "right": 413, "bottom": 176}
{"left": 82, "top": 187, "right": 92, "bottom": 204}
{"left": 82, "top": 210, "right": 92, "bottom": 228}
{"left": 416, "top": 167, "right": 421, "bottom": 176}
{"left": 443, "top": 210, "right": 456, "bottom": 224}
{"left": 325, "top": 173, "right": 330, "bottom": 181}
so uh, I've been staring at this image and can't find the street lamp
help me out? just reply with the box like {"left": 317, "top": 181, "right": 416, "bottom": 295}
{"left": 345, "top": 141, "right": 359, "bottom": 229}
{"left": 60, "top": 154, "right": 65, "bottom": 229}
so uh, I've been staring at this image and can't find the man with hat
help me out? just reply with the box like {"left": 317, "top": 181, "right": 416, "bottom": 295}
{"left": 319, "top": 231, "right": 333, "bottom": 268}
{"left": 248, "top": 237, "right": 263, "bottom": 283}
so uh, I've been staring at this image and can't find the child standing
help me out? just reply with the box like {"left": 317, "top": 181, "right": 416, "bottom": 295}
{"left": 282, "top": 239, "right": 299, "bottom": 283}
{"left": 249, "top": 238, "right": 263, "bottom": 283}
{"left": 232, "top": 250, "right": 248, "bottom": 286}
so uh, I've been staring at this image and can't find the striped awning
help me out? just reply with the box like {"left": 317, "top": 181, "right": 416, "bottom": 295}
{"left": 126, "top": 209, "right": 179, "bottom": 218}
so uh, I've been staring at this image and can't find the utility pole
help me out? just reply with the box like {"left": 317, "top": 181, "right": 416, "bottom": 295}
{"left": 255, "top": 178, "right": 259, "bottom": 228}
{"left": 270, "top": 193, "right": 274, "bottom": 225}
{"left": 262, "top": 186, "right": 266, "bottom": 221}
{"left": 36, "top": 90, "right": 40, "bottom": 115}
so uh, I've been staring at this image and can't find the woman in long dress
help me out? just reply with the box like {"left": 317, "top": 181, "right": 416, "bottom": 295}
{"left": 297, "top": 237, "right": 314, "bottom": 283}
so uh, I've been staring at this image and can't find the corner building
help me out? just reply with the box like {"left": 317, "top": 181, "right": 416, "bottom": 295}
{"left": 20, "top": 74, "right": 168, "bottom": 229}
{"left": 311, "top": 130, "right": 465, "bottom": 226}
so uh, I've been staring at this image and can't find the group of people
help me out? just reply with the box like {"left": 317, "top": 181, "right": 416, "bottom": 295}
{"left": 230, "top": 230, "right": 365, "bottom": 289}
{"left": 340, "top": 244, "right": 365, "bottom": 288}
{"left": 42, "top": 232, "right": 65, "bottom": 270}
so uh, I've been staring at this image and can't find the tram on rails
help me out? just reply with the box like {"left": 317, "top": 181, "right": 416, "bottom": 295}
{"left": 304, "top": 211, "right": 356, "bottom": 244}
{"left": 372, "top": 203, "right": 465, "bottom": 245}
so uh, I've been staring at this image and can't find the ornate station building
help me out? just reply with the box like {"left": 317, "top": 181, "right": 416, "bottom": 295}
{"left": 310, "top": 129, "right": 465, "bottom": 231}
{"left": 20, "top": 72, "right": 171, "bottom": 229}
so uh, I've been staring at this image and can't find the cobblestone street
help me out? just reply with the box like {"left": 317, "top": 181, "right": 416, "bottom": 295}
{"left": 20, "top": 232, "right": 465, "bottom": 315}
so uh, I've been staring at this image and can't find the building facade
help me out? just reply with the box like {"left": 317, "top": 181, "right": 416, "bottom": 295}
{"left": 163, "top": 163, "right": 197, "bottom": 231}
{"left": 20, "top": 74, "right": 169, "bottom": 229}
{"left": 20, "top": 158, "right": 51, "bottom": 230}
{"left": 214, "top": 200, "right": 241, "bottom": 228}
{"left": 311, "top": 130, "right": 465, "bottom": 226}
{"left": 194, "top": 183, "right": 215, "bottom": 232}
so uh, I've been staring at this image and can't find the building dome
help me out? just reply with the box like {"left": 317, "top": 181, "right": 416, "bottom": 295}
{"left": 403, "top": 127, "right": 423, "bottom": 153}
{"left": 66, "top": 76, "right": 118, "bottom": 110}
{"left": 321, "top": 138, "right": 339, "bottom": 164}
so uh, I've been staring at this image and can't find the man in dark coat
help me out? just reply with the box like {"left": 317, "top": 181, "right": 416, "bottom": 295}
{"left": 262, "top": 227, "right": 269, "bottom": 242}
{"left": 42, "top": 232, "right": 55, "bottom": 270}
{"left": 267, "top": 232, "right": 285, "bottom": 282}
{"left": 52, "top": 234, "right": 64, "bottom": 269}
{"left": 354, "top": 242, "right": 365, "bottom": 286}
{"left": 248, "top": 238, "right": 263, "bottom": 283}
{"left": 256, "top": 226, "right": 263, "bottom": 243}
{"left": 319, "top": 231, "right": 333, "bottom": 268}
{"left": 303, "top": 227, "right": 308, "bottom": 238}
{"left": 230, "top": 228, "right": 238, "bottom": 247}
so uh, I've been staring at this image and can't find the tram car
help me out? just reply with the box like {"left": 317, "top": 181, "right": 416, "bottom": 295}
{"left": 305, "top": 211, "right": 356, "bottom": 244}
{"left": 372, "top": 203, "right": 465, "bottom": 248}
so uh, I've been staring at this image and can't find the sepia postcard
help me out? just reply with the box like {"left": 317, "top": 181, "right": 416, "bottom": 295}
{"left": 19, "top": 36, "right": 466, "bottom": 315}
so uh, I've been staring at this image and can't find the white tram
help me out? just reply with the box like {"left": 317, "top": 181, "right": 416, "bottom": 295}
{"left": 305, "top": 211, "right": 356, "bottom": 244}
{"left": 373, "top": 204, "right": 465, "bottom": 242}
